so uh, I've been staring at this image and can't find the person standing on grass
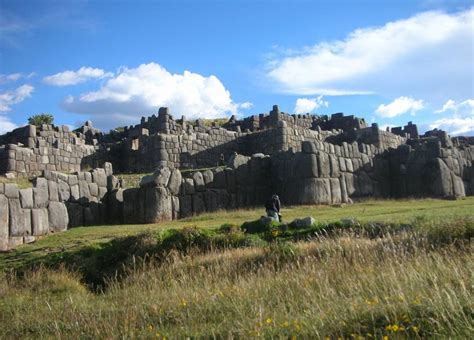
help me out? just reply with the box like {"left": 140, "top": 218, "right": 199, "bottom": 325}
{"left": 265, "top": 194, "right": 281, "bottom": 222}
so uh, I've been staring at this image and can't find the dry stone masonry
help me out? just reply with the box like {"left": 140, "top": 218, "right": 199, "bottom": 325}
{"left": 1, "top": 105, "right": 473, "bottom": 250}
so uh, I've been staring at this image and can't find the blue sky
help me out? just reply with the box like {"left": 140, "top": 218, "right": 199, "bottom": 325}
{"left": 0, "top": 0, "right": 473, "bottom": 135}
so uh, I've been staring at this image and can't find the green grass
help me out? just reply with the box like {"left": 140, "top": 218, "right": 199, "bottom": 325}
{"left": 2, "top": 197, "right": 473, "bottom": 271}
{"left": 0, "top": 198, "right": 473, "bottom": 338}
{"left": 0, "top": 176, "right": 33, "bottom": 189}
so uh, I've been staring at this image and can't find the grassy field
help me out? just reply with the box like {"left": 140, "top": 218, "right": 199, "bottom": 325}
{"left": 0, "top": 198, "right": 473, "bottom": 338}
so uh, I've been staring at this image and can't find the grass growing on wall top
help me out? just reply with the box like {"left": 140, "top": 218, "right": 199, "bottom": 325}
{"left": 0, "top": 176, "right": 32, "bottom": 188}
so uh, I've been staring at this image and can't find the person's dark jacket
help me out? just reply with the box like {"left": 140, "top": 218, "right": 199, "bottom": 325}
{"left": 265, "top": 196, "right": 281, "bottom": 213}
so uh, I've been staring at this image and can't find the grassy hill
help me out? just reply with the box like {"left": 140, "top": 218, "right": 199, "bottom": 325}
{"left": 1, "top": 198, "right": 473, "bottom": 338}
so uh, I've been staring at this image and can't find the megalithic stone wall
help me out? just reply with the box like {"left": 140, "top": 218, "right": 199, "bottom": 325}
{"left": 0, "top": 124, "right": 101, "bottom": 178}
{"left": 0, "top": 162, "right": 122, "bottom": 251}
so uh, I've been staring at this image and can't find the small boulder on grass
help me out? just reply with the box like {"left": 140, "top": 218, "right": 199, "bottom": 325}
{"left": 290, "top": 216, "right": 315, "bottom": 229}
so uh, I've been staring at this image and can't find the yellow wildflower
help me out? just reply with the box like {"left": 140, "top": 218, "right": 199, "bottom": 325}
{"left": 282, "top": 321, "right": 289, "bottom": 328}
{"left": 383, "top": 336, "right": 389, "bottom": 340}
{"left": 266, "top": 318, "right": 272, "bottom": 325}
{"left": 392, "top": 325, "right": 399, "bottom": 332}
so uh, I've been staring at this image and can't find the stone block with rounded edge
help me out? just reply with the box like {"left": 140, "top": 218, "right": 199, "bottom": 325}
{"left": 19, "top": 188, "right": 33, "bottom": 208}
{"left": 31, "top": 208, "right": 49, "bottom": 235}
{"left": 48, "top": 201, "right": 69, "bottom": 232}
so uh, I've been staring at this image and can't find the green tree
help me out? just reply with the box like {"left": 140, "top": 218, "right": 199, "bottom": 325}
{"left": 28, "top": 114, "right": 54, "bottom": 126}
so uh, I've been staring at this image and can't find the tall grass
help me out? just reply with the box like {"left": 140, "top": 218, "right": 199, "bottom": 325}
{"left": 1, "top": 224, "right": 472, "bottom": 338}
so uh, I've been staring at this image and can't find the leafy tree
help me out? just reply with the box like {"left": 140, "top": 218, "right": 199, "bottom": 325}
{"left": 28, "top": 114, "right": 54, "bottom": 126}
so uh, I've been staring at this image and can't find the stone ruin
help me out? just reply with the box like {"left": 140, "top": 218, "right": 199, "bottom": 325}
{"left": 1, "top": 105, "right": 473, "bottom": 250}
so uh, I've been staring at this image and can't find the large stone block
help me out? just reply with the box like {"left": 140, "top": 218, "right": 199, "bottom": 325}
{"left": 9, "top": 199, "right": 31, "bottom": 236}
{"left": 123, "top": 188, "right": 140, "bottom": 224}
{"left": 213, "top": 168, "right": 226, "bottom": 189}
{"left": 451, "top": 173, "right": 465, "bottom": 197}
{"left": 31, "top": 208, "right": 49, "bottom": 235}
{"left": 48, "top": 180, "right": 59, "bottom": 201}
{"left": 167, "top": 169, "right": 182, "bottom": 195}
{"left": 78, "top": 180, "right": 91, "bottom": 202}
{"left": 329, "top": 155, "right": 340, "bottom": 178}
{"left": 48, "top": 201, "right": 69, "bottom": 232}
{"left": 4, "top": 183, "right": 19, "bottom": 199}
{"left": 330, "top": 178, "right": 342, "bottom": 204}
{"left": 294, "top": 153, "right": 318, "bottom": 178}
{"left": 140, "top": 167, "right": 171, "bottom": 187}
{"left": 0, "top": 194, "right": 8, "bottom": 239}
{"left": 70, "top": 184, "right": 80, "bottom": 201}
{"left": 183, "top": 178, "right": 195, "bottom": 195}
{"left": 192, "top": 193, "right": 205, "bottom": 214}
{"left": 67, "top": 203, "right": 84, "bottom": 228}
{"left": 192, "top": 171, "right": 205, "bottom": 191}
{"left": 144, "top": 186, "right": 172, "bottom": 223}
{"left": 179, "top": 195, "right": 193, "bottom": 218}
{"left": 33, "top": 177, "right": 49, "bottom": 208}
{"left": 288, "top": 178, "right": 331, "bottom": 205}
{"left": 202, "top": 170, "right": 214, "bottom": 186}
{"left": 58, "top": 180, "right": 70, "bottom": 202}
{"left": 317, "top": 152, "right": 330, "bottom": 177}
{"left": 92, "top": 169, "right": 107, "bottom": 187}
{"left": 19, "top": 188, "right": 33, "bottom": 208}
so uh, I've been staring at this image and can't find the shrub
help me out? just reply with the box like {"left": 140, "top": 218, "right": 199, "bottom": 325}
{"left": 28, "top": 113, "right": 54, "bottom": 126}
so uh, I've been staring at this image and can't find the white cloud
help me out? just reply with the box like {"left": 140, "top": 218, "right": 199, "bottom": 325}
{"left": 266, "top": 8, "right": 473, "bottom": 101}
{"left": 294, "top": 96, "right": 329, "bottom": 114}
{"left": 430, "top": 99, "right": 474, "bottom": 135}
{"left": 239, "top": 102, "right": 253, "bottom": 109}
{"left": 0, "top": 84, "right": 34, "bottom": 112}
{"left": 62, "top": 63, "right": 246, "bottom": 129}
{"left": 0, "top": 115, "right": 17, "bottom": 134}
{"left": 0, "top": 72, "right": 35, "bottom": 84}
{"left": 375, "top": 96, "right": 424, "bottom": 118}
{"left": 43, "top": 67, "right": 113, "bottom": 86}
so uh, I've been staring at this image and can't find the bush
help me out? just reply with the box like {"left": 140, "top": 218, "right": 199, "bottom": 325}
{"left": 28, "top": 113, "right": 54, "bottom": 126}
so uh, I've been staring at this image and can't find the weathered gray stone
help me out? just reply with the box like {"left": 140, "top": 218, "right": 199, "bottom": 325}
{"left": 228, "top": 153, "right": 250, "bottom": 169}
{"left": 317, "top": 152, "right": 330, "bottom": 177}
{"left": 140, "top": 167, "right": 171, "bottom": 187}
{"left": 70, "top": 184, "right": 80, "bottom": 201}
{"left": 330, "top": 178, "right": 342, "bottom": 204}
{"left": 58, "top": 180, "right": 70, "bottom": 202}
{"left": 48, "top": 180, "right": 59, "bottom": 201}
{"left": 302, "top": 141, "right": 317, "bottom": 154}
{"left": 167, "top": 169, "right": 182, "bottom": 195}
{"left": 192, "top": 172, "right": 205, "bottom": 191}
{"left": 171, "top": 196, "right": 180, "bottom": 220}
{"left": 183, "top": 178, "right": 195, "bottom": 195}
{"left": 294, "top": 153, "right": 318, "bottom": 178}
{"left": 89, "top": 182, "right": 99, "bottom": 197}
{"left": 104, "top": 162, "right": 113, "bottom": 177}
{"left": 19, "top": 188, "right": 33, "bottom": 208}
{"left": 9, "top": 199, "right": 31, "bottom": 236}
{"left": 108, "top": 189, "right": 124, "bottom": 224}
{"left": 78, "top": 180, "right": 91, "bottom": 202}
{"left": 107, "top": 175, "right": 120, "bottom": 191}
{"left": 0, "top": 195, "right": 8, "bottom": 239}
{"left": 33, "top": 177, "right": 49, "bottom": 208}
{"left": 123, "top": 188, "right": 139, "bottom": 224}
{"left": 144, "top": 186, "right": 172, "bottom": 223}
{"left": 31, "top": 208, "right": 49, "bottom": 235}
{"left": 292, "top": 216, "right": 315, "bottom": 228}
{"left": 92, "top": 169, "right": 107, "bottom": 187}
{"left": 48, "top": 201, "right": 69, "bottom": 232}
{"left": 4, "top": 183, "right": 19, "bottom": 199}
{"left": 179, "top": 195, "right": 193, "bottom": 217}
{"left": 192, "top": 193, "right": 205, "bottom": 214}
{"left": 202, "top": 170, "right": 214, "bottom": 186}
